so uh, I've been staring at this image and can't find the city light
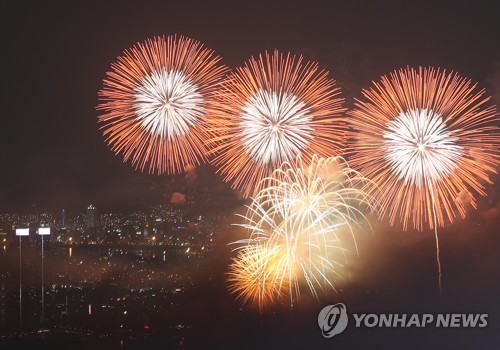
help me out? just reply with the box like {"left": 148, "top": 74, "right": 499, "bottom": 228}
{"left": 38, "top": 226, "right": 50, "bottom": 326}
{"left": 15, "top": 228, "right": 29, "bottom": 236}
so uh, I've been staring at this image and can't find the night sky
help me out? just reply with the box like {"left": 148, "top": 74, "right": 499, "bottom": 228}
{"left": 2, "top": 0, "right": 499, "bottom": 212}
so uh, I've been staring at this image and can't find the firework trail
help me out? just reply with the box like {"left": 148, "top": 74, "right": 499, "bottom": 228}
{"left": 209, "top": 50, "right": 347, "bottom": 197}
{"left": 98, "top": 35, "right": 228, "bottom": 174}
{"left": 349, "top": 67, "right": 499, "bottom": 294}
{"left": 227, "top": 155, "right": 374, "bottom": 310}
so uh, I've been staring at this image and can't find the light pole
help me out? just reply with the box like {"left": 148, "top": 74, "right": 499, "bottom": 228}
{"left": 15, "top": 228, "right": 29, "bottom": 331}
{"left": 38, "top": 227, "right": 50, "bottom": 327}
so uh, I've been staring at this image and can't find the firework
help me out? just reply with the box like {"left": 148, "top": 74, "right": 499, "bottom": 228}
{"left": 209, "top": 51, "right": 347, "bottom": 197}
{"left": 97, "top": 35, "right": 228, "bottom": 174}
{"left": 227, "top": 245, "right": 288, "bottom": 311}
{"left": 228, "top": 155, "right": 374, "bottom": 310}
{"left": 349, "top": 67, "right": 499, "bottom": 292}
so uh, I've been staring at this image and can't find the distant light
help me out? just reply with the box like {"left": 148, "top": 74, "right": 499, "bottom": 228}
{"left": 16, "top": 228, "right": 29, "bottom": 236}
{"left": 38, "top": 227, "right": 51, "bottom": 235}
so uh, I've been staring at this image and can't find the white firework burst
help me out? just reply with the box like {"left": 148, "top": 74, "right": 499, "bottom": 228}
{"left": 349, "top": 67, "right": 500, "bottom": 295}
{"left": 239, "top": 90, "right": 313, "bottom": 165}
{"left": 208, "top": 50, "right": 347, "bottom": 197}
{"left": 228, "top": 155, "right": 375, "bottom": 309}
{"left": 383, "top": 109, "right": 462, "bottom": 187}
{"left": 98, "top": 35, "right": 228, "bottom": 175}
{"left": 134, "top": 69, "right": 205, "bottom": 139}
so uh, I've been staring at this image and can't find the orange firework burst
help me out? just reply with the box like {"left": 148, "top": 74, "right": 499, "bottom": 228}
{"left": 97, "top": 35, "right": 228, "bottom": 174}
{"left": 349, "top": 67, "right": 499, "bottom": 292}
{"left": 349, "top": 67, "right": 499, "bottom": 230}
{"left": 209, "top": 50, "right": 347, "bottom": 197}
{"left": 227, "top": 245, "right": 288, "bottom": 311}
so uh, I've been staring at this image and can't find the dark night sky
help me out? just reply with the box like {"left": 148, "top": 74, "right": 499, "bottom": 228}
{"left": 1, "top": 0, "right": 499, "bottom": 212}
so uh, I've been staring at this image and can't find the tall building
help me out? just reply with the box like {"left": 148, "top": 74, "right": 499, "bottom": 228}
{"left": 86, "top": 205, "right": 98, "bottom": 229}
{"left": 86, "top": 205, "right": 99, "bottom": 242}
{"left": 61, "top": 209, "right": 66, "bottom": 228}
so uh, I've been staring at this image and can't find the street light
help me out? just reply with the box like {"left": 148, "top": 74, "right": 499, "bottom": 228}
{"left": 15, "top": 228, "right": 29, "bottom": 330}
{"left": 38, "top": 227, "right": 50, "bottom": 327}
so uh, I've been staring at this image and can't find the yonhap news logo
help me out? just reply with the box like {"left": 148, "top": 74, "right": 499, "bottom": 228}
{"left": 318, "top": 303, "right": 488, "bottom": 339}
{"left": 318, "top": 303, "right": 349, "bottom": 338}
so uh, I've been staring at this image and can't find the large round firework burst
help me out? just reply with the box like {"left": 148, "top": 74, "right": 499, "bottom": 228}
{"left": 349, "top": 67, "right": 499, "bottom": 230}
{"left": 209, "top": 51, "right": 347, "bottom": 197}
{"left": 97, "top": 35, "right": 228, "bottom": 174}
{"left": 228, "top": 155, "right": 374, "bottom": 310}
{"left": 349, "top": 66, "right": 499, "bottom": 292}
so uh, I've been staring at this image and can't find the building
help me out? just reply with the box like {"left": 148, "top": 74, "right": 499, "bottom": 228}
{"left": 86, "top": 205, "right": 98, "bottom": 229}
{"left": 86, "top": 205, "right": 99, "bottom": 242}
{"left": 61, "top": 209, "right": 66, "bottom": 228}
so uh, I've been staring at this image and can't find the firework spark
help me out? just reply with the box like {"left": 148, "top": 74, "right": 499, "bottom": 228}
{"left": 228, "top": 155, "right": 374, "bottom": 310}
{"left": 349, "top": 67, "right": 499, "bottom": 292}
{"left": 98, "top": 35, "right": 228, "bottom": 174}
{"left": 209, "top": 51, "right": 347, "bottom": 197}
